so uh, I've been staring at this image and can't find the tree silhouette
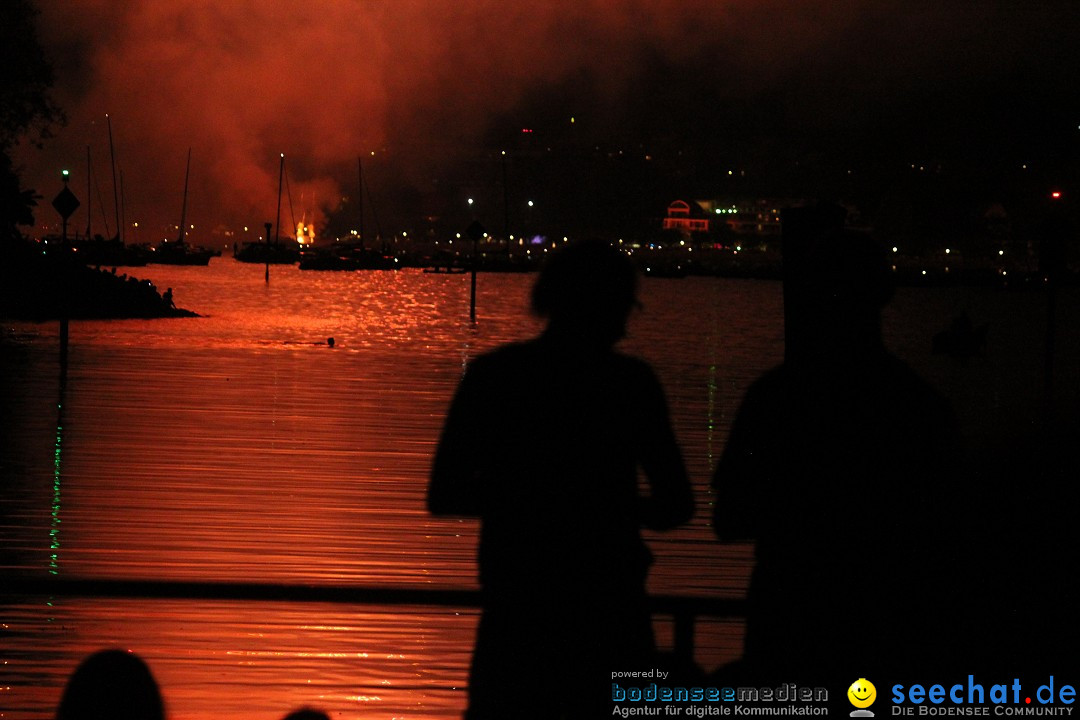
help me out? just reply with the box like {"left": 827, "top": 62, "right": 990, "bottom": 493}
{"left": 0, "top": 0, "right": 64, "bottom": 241}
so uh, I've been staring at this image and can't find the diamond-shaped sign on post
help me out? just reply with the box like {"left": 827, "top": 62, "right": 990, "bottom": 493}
{"left": 52, "top": 186, "right": 80, "bottom": 220}
{"left": 465, "top": 220, "right": 487, "bottom": 242}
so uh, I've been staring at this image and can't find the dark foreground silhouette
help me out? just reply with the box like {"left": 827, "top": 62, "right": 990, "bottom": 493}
{"left": 712, "top": 217, "right": 966, "bottom": 681}
{"left": 280, "top": 709, "right": 331, "bottom": 720}
{"left": 56, "top": 649, "right": 165, "bottom": 720}
{"left": 55, "top": 649, "right": 338, "bottom": 720}
{"left": 0, "top": 239, "right": 195, "bottom": 320}
{"left": 430, "top": 240, "right": 693, "bottom": 718}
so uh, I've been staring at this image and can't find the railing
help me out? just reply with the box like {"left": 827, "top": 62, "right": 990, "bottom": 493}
{"left": 4, "top": 577, "right": 745, "bottom": 665}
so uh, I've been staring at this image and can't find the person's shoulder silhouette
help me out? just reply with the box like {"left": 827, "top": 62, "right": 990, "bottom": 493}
{"left": 430, "top": 239, "right": 692, "bottom": 718}
{"left": 56, "top": 649, "right": 164, "bottom": 720}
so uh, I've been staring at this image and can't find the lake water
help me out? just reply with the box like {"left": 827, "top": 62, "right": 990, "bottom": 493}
{"left": 2, "top": 259, "right": 1077, "bottom": 719}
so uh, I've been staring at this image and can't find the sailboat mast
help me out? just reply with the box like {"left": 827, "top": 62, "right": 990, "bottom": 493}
{"left": 365, "top": 172, "right": 384, "bottom": 253}
{"left": 358, "top": 156, "right": 365, "bottom": 251}
{"left": 178, "top": 148, "right": 192, "bottom": 244}
{"left": 274, "top": 153, "right": 284, "bottom": 246}
{"left": 85, "top": 146, "right": 91, "bottom": 239}
{"left": 107, "top": 114, "right": 121, "bottom": 243}
{"left": 119, "top": 170, "right": 126, "bottom": 242}
{"left": 502, "top": 151, "right": 510, "bottom": 257}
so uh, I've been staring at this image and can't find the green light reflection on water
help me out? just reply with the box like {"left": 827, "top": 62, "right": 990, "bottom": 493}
{"left": 50, "top": 399, "right": 63, "bottom": 575}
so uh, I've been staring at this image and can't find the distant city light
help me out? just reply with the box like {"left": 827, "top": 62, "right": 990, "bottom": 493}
{"left": 892, "top": 246, "right": 899, "bottom": 253}
{"left": 61, "top": 169, "right": 69, "bottom": 177}
{"left": 527, "top": 200, "right": 534, "bottom": 207}
{"left": 999, "top": 250, "right": 1005, "bottom": 256}
{"left": 467, "top": 198, "right": 474, "bottom": 205}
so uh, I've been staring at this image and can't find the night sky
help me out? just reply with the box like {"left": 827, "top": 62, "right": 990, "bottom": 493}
{"left": 15, "top": 0, "right": 1080, "bottom": 243}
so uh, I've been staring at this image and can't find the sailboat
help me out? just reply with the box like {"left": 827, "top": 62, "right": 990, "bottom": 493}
{"left": 234, "top": 154, "right": 301, "bottom": 264}
{"left": 65, "top": 121, "right": 149, "bottom": 267}
{"left": 148, "top": 148, "right": 219, "bottom": 266}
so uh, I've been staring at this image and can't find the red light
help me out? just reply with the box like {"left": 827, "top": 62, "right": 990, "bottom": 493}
{"left": 1051, "top": 191, "right": 1062, "bottom": 199}
{"left": 521, "top": 128, "right": 532, "bottom": 134}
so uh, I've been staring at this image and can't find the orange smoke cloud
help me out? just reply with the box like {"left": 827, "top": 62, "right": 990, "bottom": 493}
{"left": 22, "top": 0, "right": 865, "bottom": 239}
{"left": 17, "top": 0, "right": 1077, "bottom": 241}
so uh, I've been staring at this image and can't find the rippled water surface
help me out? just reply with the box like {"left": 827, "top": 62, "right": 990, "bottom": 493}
{"left": 2, "top": 260, "right": 1077, "bottom": 719}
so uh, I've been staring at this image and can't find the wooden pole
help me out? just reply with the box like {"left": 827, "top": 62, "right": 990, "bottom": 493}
{"left": 470, "top": 238, "right": 478, "bottom": 323}
{"left": 264, "top": 222, "right": 272, "bottom": 284}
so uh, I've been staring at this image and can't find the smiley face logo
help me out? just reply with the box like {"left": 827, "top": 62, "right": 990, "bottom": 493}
{"left": 848, "top": 678, "right": 877, "bottom": 709}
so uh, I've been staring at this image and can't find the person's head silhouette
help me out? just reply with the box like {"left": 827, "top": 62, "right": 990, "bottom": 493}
{"left": 56, "top": 649, "right": 164, "bottom": 720}
{"left": 281, "top": 709, "right": 331, "bottom": 720}
{"left": 797, "top": 228, "right": 894, "bottom": 359}
{"left": 531, "top": 239, "right": 639, "bottom": 348}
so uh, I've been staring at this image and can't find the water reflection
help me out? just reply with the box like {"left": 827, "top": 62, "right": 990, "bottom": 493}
{"left": 49, "top": 387, "right": 63, "bottom": 577}
{"left": 1, "top": 261, "right": 1077, "bottom": 718}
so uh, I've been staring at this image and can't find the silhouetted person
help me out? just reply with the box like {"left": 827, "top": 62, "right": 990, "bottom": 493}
{"left": 280, "top": 709, "right": 330, "bottom": 720}
{"left": 712, "top": 221, "right": 964, "bottom": 681}
{"left": 430, "top": 239, "right": 693, "bottom": 719}
{"left": 56, "top": 649, "right": 164, "bottom": 720}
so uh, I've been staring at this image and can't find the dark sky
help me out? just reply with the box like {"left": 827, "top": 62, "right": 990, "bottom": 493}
{"left": 15, "top": 0, "right": 1080, "bottom": 241}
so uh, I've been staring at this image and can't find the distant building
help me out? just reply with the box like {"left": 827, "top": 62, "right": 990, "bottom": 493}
{"left": 662, "top": 200, "right": 711, "bottom": 234}
{"left": 700, "top": 198, "right": 788, "bottom": 236}
{"left": 663, "top": 197, "right": 862, "bottom": 245}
